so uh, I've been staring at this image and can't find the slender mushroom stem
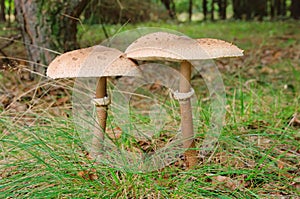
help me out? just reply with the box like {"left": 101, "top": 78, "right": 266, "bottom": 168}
{"left": 91, "top": 77, "right": 107, "bottom": 157}
{"left": 179, "top": 61, "right": 198, "bottom": 167}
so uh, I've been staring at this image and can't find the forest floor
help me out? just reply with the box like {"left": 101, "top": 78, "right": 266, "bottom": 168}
{"left": 0, "top": 21, "right": 300, "bottom": 198}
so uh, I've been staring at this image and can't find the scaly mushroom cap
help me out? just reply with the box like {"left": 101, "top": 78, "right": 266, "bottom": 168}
{"left": 47, "top": 45, "right": 139, "bottom": 79}
{"left": 196, "top": 38, "right": 243, "bottom": 58}
{"left": 125, "top": 32, "right": 243, "bottom": 61}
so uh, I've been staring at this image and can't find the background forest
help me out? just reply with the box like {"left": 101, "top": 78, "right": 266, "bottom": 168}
{"left": 0, "top": 0, "right": 300, "bottom": 70}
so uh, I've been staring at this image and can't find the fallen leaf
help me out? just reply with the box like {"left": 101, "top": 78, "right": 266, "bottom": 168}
{"left": 88, "top": 168, "right": 98, "bottom": 180}
{"left": 54, "top": 96, "right": 70, "bottom": 106}
{"left": 77, "top": 171, "right": 85, "bottom": 178}
{"left": 77, "top": 169, "right": 98, "bottom": 181}
{"left": 273, "top": 51, "right": 282, "bottom": 59}
{"left": 212, "top": 175, "right": 239, "bottom": 191}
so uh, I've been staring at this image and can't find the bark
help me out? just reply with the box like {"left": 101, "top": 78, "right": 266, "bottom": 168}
{"left": 253, "top": 0, "right": 267, "bottom": 20}
{"left": 275, "top": 0, "right": 286, "bottom": 17}
{"left": 211, "top": 0, "right": 215, "bottom": 21}
{"left": 232, "top": 0, "right": 242, "bottom": 19}
{"left": 291, "top": 0, "right": 300, "bottom": 19}
{"left": 203, "top": 0, "right": 207, "bottom": 20}
{"left": 14, "top": 0, "right": 52, "bottom": 76}
{"left": 161, "top": 0, "right": 176, "bottom": 19}
{"left": 276, "top": 0, "right": 282, "bottom": 16}
{"left": 270, "top": 0, "right": 275, "bottom": 18}
{"left": 270, "top": 0, "right": 286, "bottom": 18}
{"left": 245, "top": 0, "right": 251, "bottom": 20}
{"left": 58, "top": 0, "right": 89, "bottom": 51}
{"left": 218, "top": 0, "right": 227, "bottom": 20}
{"left": 188, "top": 0, "right": 193, "bottom": 22}
{"left": 282, "top": 0, "right": 287, "bottom": 16}
{"left": 0, "top": 0, "right": 5, "bottom": 22}
{"left": 232, "top": 0, "right": 251, "bottom": 20}
{"left": 7, "top": 0, "right": 12, "bottom": 25}
{"left": 14, "top": 0, "right": 89, "bottom": 77}
{"left": 232, "top": 0, "right": 265, "bottom": 20}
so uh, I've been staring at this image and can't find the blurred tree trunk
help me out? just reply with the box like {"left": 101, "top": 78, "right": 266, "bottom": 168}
{"left": 7, "top": 0, "right": 12, "bottom": 25}
{"left": 211, "top": 0, "right": 215, "bottom": 21}
{"left": 232, "top": 0, "right": 242, "bottom": 19}
{"left": 0, "top": 0, "right": 5, "bottom": 22}
{"left": 253, "top": 0, "right": 267, "bottom": 20}
{"left": 290, "top": 0, "right": 300, "bottom": 19}
{"left": 271, "top": 0, "right": 286, "bottom": 18}
{"left": 232, "top": 0, "right": 254, "bottom": 20}
{"left": 203, "top": 0, "right": 207, "bottom": 20}
{"left": 245, "top": 0, "right": 251, "bottom": 20}
{"left": 281, "top": 0, "right": 287, "bottom": 16}
{"left": 276, "top": 0, "right": 282, "bottom": 16}
{"left": 160, "top": 0, "right": 176, "bottom": 19}
{"left": 218, "top": 0, "right": 227, "bottom": 20}
{"left": 14, "top": 0, "right": 89, "bottom": 77}
{"left": 270, "top": 0, "right": 275, "bottom": 18}
{"left": 188, "top": 0, "right": 193, "bottom": 22}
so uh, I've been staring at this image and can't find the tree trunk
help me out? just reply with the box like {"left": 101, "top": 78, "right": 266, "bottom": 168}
{"left": 211, "top": 0, "right": 215, "bottom": 21}
{"left": 270, "top": 0, "right": 286, "bottom": 19}
{"left": 59, "top": 0, "right": 89, "bottom": 51}
{"left": 291, "top": 0, "right": 300, "bottom": 19}
{"left": 245, "top": 0, "right": 251, "bottom": 20}
{"left": 7, "top": 0, "right": 12, "bottom": 25}
{"left": 14, "top": 0, "right": 89, "bottom": 77}
{"left": 282, "top": 0, "right": 286, "bottom": 16}
{"left": 218, "top": 0, "right": 227, "bottom": 20}
{"left": 270, "top": 0, "right": 275, "bottom": 19}
{"left": 14, "top": 0, "right": 52, "bottom": 76}
{"left": 253, "top": 0, "right": 267, "bottom": 20}
{"left": 203, "top": 0, "right": 207, "bottom": 20}
{"left": 188, "top": 0, "right": 193, "bottom": 22}
{"left": 0, "top": 0, "right": 5, "bottom": 22}
{"left": 232, "top": 0, "right": 251, "bottom": 20}
{"left": 276, "top": 0, "right": 281, "bottom": 16}
{"left": 274, "top": 0, "right": 286, "bottom": 17}
{"left": 232, "top": 0, "right": 242, "bottom": 19}
{"left": 161, "top": 0, "right": 176, "bottom": 19}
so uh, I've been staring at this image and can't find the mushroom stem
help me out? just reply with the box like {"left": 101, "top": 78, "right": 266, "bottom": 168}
{"left": 179, "top": 61, "right": 198, "bottom": 167}
{"left": 91, "top": 77, "right": 107, "bottom": 157}
{"left": 96, "top": 77, "right": 108, "bottom": 135}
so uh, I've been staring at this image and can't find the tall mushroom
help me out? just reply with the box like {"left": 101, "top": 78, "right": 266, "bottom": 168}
{"left": 47, "top": 45, "right": 139, "bottom": 158}
{"left": 125, "top": 32, "right": 243, "bottom": 168}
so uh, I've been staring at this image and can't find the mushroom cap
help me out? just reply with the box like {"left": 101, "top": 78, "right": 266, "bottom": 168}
{"left": 125, "top": 32, "right": 243, "bottom": 62}
{"left": 47, "top": 45, "right": 139, "bottom": 79}
{"left": 196, "top": 38, "right": 243, "bottom": 58}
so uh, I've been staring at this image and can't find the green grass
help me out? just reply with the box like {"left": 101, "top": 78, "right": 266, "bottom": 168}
{"left": 78, "top": 20, "right": 300, "bottom": 50}
{"left": 1, "top": 21, "right": 300, "bottom": 198}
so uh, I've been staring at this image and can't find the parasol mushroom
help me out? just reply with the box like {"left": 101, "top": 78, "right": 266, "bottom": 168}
{"left": 125, "top": 32, "right": 243, "bottom": 168}
{"left": 47, "top": 45, "right": 139, "bottom": 158}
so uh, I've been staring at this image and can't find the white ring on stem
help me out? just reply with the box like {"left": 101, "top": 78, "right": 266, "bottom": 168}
{"left": 171, "top": 88, "right": 195, "bottom": 101}
{"left": 91, "top": 96, "right": 111, "bottom": 106}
